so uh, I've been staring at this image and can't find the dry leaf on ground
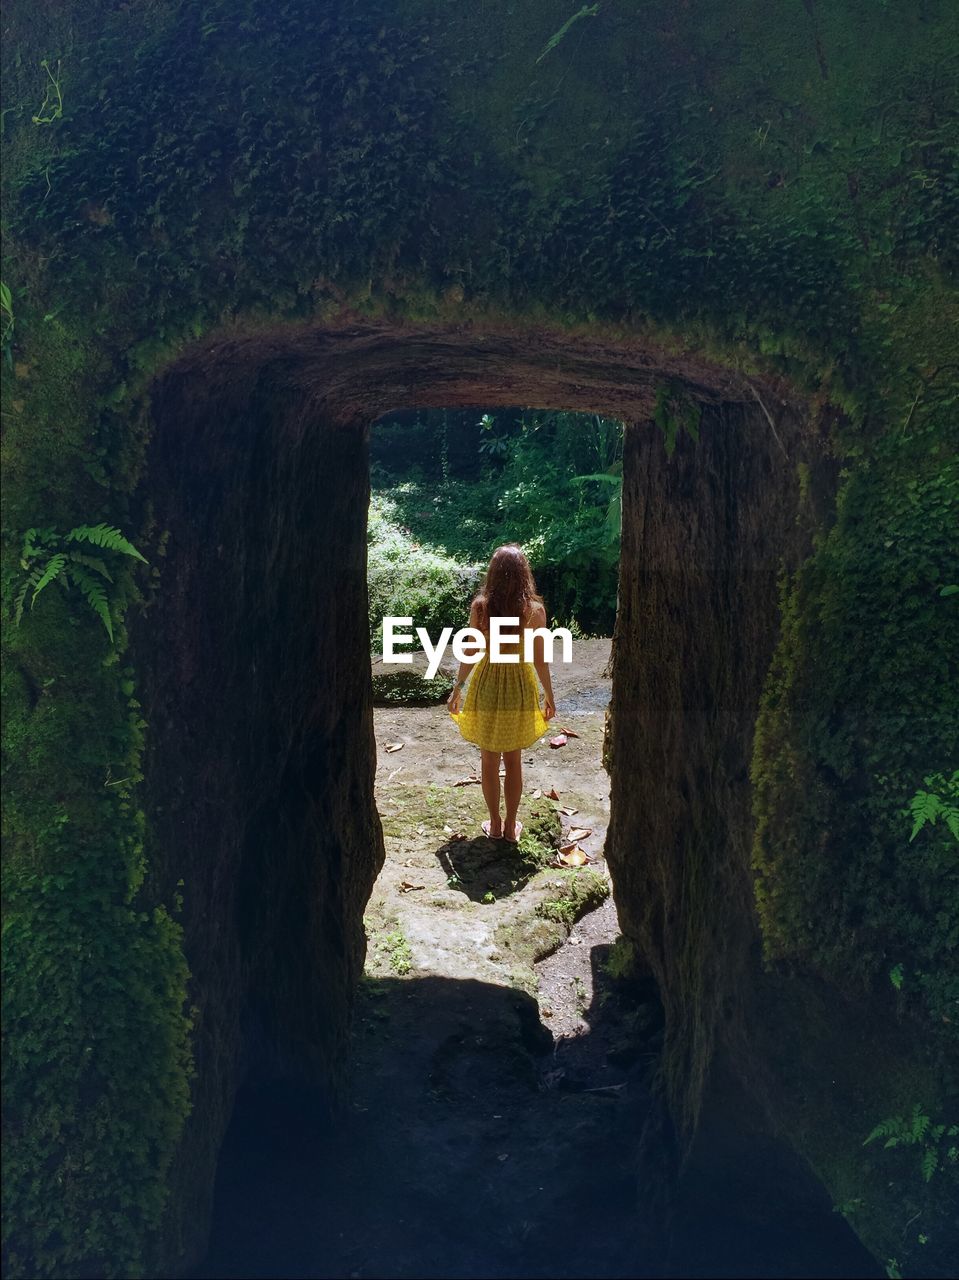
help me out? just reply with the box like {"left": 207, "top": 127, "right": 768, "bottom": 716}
{"left": 559, "top": 727, "right": 580, "bottom": 738}
{"left": 384, "top": 741, "right": 404, "bottom": 753}
{"left": 547, "top": 787, "right": 560, "bottom": 800}
{"left": 567, "top": 827, "right": 592, "bottom": 842}
{"left": 558, "top": 805, "right": 578, "bottom": 816}
{"left": 453, "top": 775, "right": 481, "bottom": 786}
{"left": 398, "top": 881, "right": 425, "bottom": 893}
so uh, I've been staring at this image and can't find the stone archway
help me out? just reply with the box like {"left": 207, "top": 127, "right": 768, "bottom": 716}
{"left": 134, "top": 316, "right": 829, "bottom": 1270}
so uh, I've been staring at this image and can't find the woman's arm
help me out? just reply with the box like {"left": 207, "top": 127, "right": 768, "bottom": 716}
{"left": 530, "top": 602, "right": 556, "bottom": 720}
{"left": 447, "top": 600, "right": 481, "bottom": 713}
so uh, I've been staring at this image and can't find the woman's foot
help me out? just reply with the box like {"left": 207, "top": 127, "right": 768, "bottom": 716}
{"left": 482, "top": 818, "right": 503, "bottom": 839}
{"left": 503, "top": 819, "right": 523, "bottom": 844}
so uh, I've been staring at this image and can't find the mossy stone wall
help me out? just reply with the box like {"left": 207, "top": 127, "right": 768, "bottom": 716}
{"left": 2, "top": 2, "right": 957, "bottom": 1276}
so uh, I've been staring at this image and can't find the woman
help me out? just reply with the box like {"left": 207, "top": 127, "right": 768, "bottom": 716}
{"left": 448, "top": 543, "right": 556, "bottom": 842}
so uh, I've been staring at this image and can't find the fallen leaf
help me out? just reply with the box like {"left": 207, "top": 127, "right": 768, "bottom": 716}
{"left": 549, "top": 734, "right": 568, "bottom": 749}
{"left": 567, "top": 827, "right": 592, "bottom": 842}
{"left": 558, "top": 846, "right": 589, "bottom": 866}
{"left": 547, "top": 787, "right": 561, "bottom": 800}
{"left": 384, "top": 741, "right": 404, "bottom": 753}
{"left": 530, "top": 788, "right": 543, "bottom": 799}
{"left": 442, "top": 824, "right": 454, "bottom": 835}
{"left": 567, "top": 935, "right": 583, "bottom": 946}
{"left": 558, "top": 805, "right": 578, "bottom": 816}
{"left": 559, "top": 727, "right": 580, "bottom": 738}
{"left": 453, "top": 775, "right": 481, "bottom": 787}
{"left": 399, "top": 881, "right": 425, "bottom": 893}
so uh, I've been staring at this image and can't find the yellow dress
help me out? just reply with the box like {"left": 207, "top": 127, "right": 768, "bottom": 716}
{"left": 450, "top": 651, "right": 549, "bottom": 752}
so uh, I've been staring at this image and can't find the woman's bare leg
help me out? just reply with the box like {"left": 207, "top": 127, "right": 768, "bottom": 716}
{"left": 480, "top": 750, "right": 503, "bottom": 836}
{"left": 503, "top": 750, "right": 523, "bottom": 840}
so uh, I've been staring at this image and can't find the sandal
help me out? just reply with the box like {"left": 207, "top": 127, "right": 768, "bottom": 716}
{"left": 503, "top": 820, "right": 524, "bottom": 844}
{"left": 482, "top": 820, "right": 504, "bottom": 840}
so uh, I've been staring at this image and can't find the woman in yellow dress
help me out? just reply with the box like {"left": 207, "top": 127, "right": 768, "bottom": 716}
{"left": 448, "top": 544, "right": 556, "bottom": 842}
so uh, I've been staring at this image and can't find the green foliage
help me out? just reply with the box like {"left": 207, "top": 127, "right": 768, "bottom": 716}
{"left": 0, "top": 279, "right": 13, "bottom": 367}
{"left": 864, "top": 1104, "right": 959, "bottom": 1184}
{"left": 535, "top": 4, "right": 600, "bottom": 65}
{"left": 14, "top": 524, "right": 147, "bottom": 642}
{"left": 752, "top": 414, "right": 959, "bottom": 1036}
{"left": 909, "top": 772, "right": 959, "bottom": 843}
{"left": 653, "top": 380, "right": 701, "bottom": 458}
{"left": 601, "top": 934, "right": 638, "bottom": 982}
{"left": 371, "top": 668, "right": 454, "bottom": 705}
{"left": 370, "top": 927, "right": 413, "bottom": 976}
{"left": 367, "top": 492, "right": 479, "bottom": 649}
{"left": 1, "top": 1, "right": 957, "bottom": 1273}
{"left": 1, "top": 576, "right": 193, "bottom": 1278}
{"left": 30, "top": 59, "right": 63, "bottom": 126}
{"left": 369, "top": 408, "right": 624, "bottom": 637}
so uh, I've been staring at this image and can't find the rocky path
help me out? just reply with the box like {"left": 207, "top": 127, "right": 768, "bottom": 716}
{"left": 198, "top": 639, "right": 878, "bottom": 1279}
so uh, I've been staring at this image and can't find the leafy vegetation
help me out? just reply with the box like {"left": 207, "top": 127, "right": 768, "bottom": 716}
{"left": 1, "top": 0, "right": 956, "bottom": 1274}
{"left": 14, "top": 524, "right": 147, "bottom": 641}
{"left": 752, "top": 414, "right": 959, "bottom": 1036}
{"left": 908, "top": 772, "right": 959, "bottom": 843}
{"left": 864, "top": 1104, "right": 958, "bottom": 1186}
{"left": 369, "top": 407, "right": 624, "bottom": 641}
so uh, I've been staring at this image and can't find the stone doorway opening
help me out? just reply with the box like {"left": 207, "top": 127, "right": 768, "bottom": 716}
{"left": 138, "top": 318, "right": 832, "bottom": 1274}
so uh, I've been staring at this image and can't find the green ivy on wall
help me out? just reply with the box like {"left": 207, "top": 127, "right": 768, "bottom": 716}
{"left": 1, "top": 1, "right": 958, "bottom": 1275}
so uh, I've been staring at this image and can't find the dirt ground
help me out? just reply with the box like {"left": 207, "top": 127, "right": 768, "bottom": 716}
{"left": 368, "top": 637, "right": 618, "bottom": 1028}
{"left": 197, "top": 639, "right": 879, "bottom": 1280}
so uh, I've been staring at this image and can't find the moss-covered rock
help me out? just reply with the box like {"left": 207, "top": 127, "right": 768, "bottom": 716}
{"left": 1, "top": 1, "right": 956, "bottom": 1275}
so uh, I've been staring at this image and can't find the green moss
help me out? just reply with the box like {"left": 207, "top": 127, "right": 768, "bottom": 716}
{"left": 754, "top": 973, "right": 958, "bottom": 1278}
{"left": 371, "top": 669, "right": 454, "bottom": 706}
{"left": 521, "top": 799, "right": 562, "bottom": 853}
{"left": 536, "top": 867, "right": 609, "bottom": 928}
{"left": 1, "top": 0, "right": 957, "bottom": 1273}
{"left": 752, "top": 412, "right": 959, "bottom": 1035}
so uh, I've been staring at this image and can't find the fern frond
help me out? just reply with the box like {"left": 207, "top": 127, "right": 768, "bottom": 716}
{"left": 912, "top": 1106, "right": 931, "bottom": 1141}
{"left": 535, "top": 4, "right": 600, "bottom": 64}
{"left": 921, "top": 1148, "right": 938, "bottom": 1182}
{"left": 66, "top": 523, "right": 147, "bottom": 563}
{"left": 909, "top": 790, "right": 942, "bottom": 840}
{"left": 865, "top": 1120, "right": 894, "bottom": 1145}
{"left": 570, "top": 473, "right": 622, "bottom": 486}
{"left": 64, "top": 566, "right": 114, "bottom": 640}
{"left": 66, "top": 552, "right": 114, "bottom": 582}
{"left": 14, "top": 568, "right": 43, "bottom": 627}
{"left": 21, "top": 525, "right": 56, "bottom": 560}
{"left": 30, "top": 554, "right": 67, "bottom": 606}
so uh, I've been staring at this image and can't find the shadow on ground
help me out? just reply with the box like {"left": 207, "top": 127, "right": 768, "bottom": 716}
{"left": 434, "top": 834, "right": 545, "bottom": 902}
{"left": 196, "top": 950, "right": 879, "bottom": 1280}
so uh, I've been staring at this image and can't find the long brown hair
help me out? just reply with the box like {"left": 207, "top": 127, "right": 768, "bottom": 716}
{"left": 473, "top": 544, "right": 543, "bottom": 631}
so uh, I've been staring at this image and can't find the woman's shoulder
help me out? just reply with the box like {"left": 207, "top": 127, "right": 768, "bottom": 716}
{"left": 525, "top": 599, "right": 547, "bottom": 626}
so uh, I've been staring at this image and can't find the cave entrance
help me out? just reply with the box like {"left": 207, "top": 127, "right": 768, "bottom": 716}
{"left": 364, "top": 403, "right": 624, "bottom": 1020}
{"left": 140, "top": 318, "right": 831, "bottom": 1275}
